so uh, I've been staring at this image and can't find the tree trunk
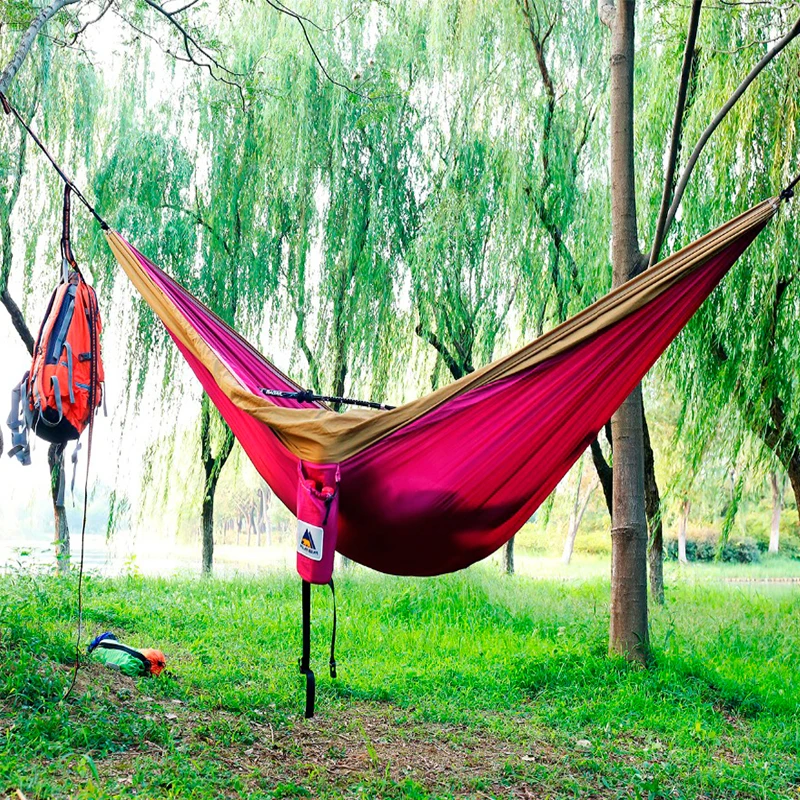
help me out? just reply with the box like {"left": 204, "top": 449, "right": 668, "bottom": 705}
{"left": 789, "top": 456, "right": 800, "bottom": 529}
{"left": 199, "top": 395, "right": 235, "bottom": 574}
{"left": 503, "top": 535, "right": 515, "bottom": 575}
{"left": 605, "top": 0, "right": 650, "bottom": 663}
{"left": 769, "top": 472, "right": 783, "bottom": 554}
{"left": 259, "top": 485, "right": 271, "bottom": 545}
{"left": 0, "top": 0, "right": 82, "bottom": 94}
{"left": 642, "top": 406, "right": 664, "bottom": 604}
{"left": 201, "top": 489, "right": 214, "bottom": 574}
{"left": 590, "top": 430, "right": 613, "bottom": 517}
{"left": 48, "top": 443, "right": 69, "bottom": 572}
{"left": 678, "top": 498, "right": 690, "bottom": 564}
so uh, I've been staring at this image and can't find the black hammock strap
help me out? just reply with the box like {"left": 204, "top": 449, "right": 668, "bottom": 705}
{"left": 0, "top": 92, "right": 109, "bottom": 231}
{"left": 262, "top": 388, "right": 395, "bottom": 411}
{"left": 299, "top": 578, "right": 337, "bottom": 719}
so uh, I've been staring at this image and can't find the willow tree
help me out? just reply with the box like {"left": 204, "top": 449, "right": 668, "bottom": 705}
{"left": 1, "top": 0, "right": 269, "bottom": 573}
{"left": 0, "top": 23, "right": 103, "bottom": 569}
{"left": 254, "top": 6, "right": 420, "bottom": 407}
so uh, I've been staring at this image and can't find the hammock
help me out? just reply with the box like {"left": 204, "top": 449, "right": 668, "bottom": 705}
{"left": 105, "top": 197, "right": 780, "bottom": 578}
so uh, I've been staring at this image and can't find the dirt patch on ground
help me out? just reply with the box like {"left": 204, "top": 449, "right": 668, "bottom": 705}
{"left": 74, "top": 668, "right": 566, "bottom": 798}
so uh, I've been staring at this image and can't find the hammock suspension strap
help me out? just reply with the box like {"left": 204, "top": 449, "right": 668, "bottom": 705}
{"left": 0, "top": 92, "right": 109, "bottom": 230}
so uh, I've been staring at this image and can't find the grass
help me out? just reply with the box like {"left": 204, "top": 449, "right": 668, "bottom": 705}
{"left": 0, "top": 564, "right": 798, "bottom": 799}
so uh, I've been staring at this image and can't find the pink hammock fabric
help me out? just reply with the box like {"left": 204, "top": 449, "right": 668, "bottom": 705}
{"left": 107, "top": 206, "right": 774, "bottom": 577}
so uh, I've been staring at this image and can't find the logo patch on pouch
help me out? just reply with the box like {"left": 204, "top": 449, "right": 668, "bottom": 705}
{"left": 297, "top": 520, "right": 324, "bottom": 561}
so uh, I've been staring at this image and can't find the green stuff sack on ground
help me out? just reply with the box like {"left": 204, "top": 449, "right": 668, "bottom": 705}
{"left": 87, "top": 632, "right": 165, "bottom": 677}
{"left": 90, "top": 644, "right": 147, "bottom": 677}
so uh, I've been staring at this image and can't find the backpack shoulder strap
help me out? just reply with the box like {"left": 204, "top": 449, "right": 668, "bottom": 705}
{"left": 6, "top": 373, "right": 31, "bottom": 465}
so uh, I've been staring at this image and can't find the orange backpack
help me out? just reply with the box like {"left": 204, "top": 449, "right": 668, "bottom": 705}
{"left": 7, "top": 187, "right": 104, "bottom": 463}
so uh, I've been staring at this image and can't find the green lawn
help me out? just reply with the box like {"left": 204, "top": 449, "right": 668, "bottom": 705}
{"left": 0, "top": 564, "right": 798, "bottom": 799}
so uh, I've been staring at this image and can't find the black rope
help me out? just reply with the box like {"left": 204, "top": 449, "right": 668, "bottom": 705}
{"left": 261, "top": 388, "right": 395, "bottom": 411}
{"left": 0, "top": 92, "right": 109, "bottom": 231}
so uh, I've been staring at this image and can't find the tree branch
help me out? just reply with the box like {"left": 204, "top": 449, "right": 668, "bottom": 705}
{"left": 70, "top": 0, "right": 115, "bottom": 44}
{"left": 1, "top": 288, "right": 35, "bottom": 354}
{"left": 649, "top": 0, "right": 703, "bottom": 268}
{"left": 0, "top": 0, "right": 82, "bottom": 95}
{"left": 263, "top": 0, "right": 371, "bottom": 98}
{"left": 415, "top": 323, "right": 465, "bottom": 380}
{"left": 664, "top": 13, "right": 800, "bottom": 237}
{"left": 590, "top": 436, "right": 613, "bottom": 516}
{"left": 140, "top": 0, "right": 248, "bottom": 105}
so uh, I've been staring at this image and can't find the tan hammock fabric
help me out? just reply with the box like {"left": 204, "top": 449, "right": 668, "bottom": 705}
{"left": 106, "top": 197, "right": 779, "bottom": 463}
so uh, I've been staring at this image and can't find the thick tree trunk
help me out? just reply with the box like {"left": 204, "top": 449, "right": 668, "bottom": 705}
{"left": 769, "top": 472, "right": 783, "bottom": 554}
{"left": 678, "top": 499, "right": 690, "bottom": 564}
{"left": 503, "top": 536, "right": 515, "bottom": 575}
{"left": 642, "top": 407, "right": 664, "bottom": 604}
{"left": 48, "top": 443, "right": 69, "bottom": 572}
{"left": 605, "top": 0, "right": 650, "bottom": 663}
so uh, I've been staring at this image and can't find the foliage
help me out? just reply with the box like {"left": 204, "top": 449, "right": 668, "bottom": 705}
{"left": 1, "top": 567, "right": 798, "bottom": 798}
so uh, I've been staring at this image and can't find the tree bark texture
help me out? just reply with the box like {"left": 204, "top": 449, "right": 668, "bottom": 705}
{"left": 642, "top": 407, "right": 664, "bottom": 603}
{"left": 503, "top": 534, "right": 515, "bottom": 575}
{"left": 48, "top": 443, "right": 69, "bottom": 572}
{"left": 769, "top": 472, "right": 783, "bottom": 554}
{"left": 606, "top": 0, "right": 650, "bottom": 662}
{"left": 678, "top": 499, "right": 690, "bottom": 564}
{"left": 200, "top": 395, "right": 235, "bottom": 574}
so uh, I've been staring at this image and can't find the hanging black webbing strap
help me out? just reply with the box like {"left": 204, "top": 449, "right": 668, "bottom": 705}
{"left": 299, "top": 578, "right": 338, "bottom": 718}
{"left": 329, "top": 579, "right": 337, "bottom": 679}
{"left": 299, "top": 580, "right": 316, "bottom": 718}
